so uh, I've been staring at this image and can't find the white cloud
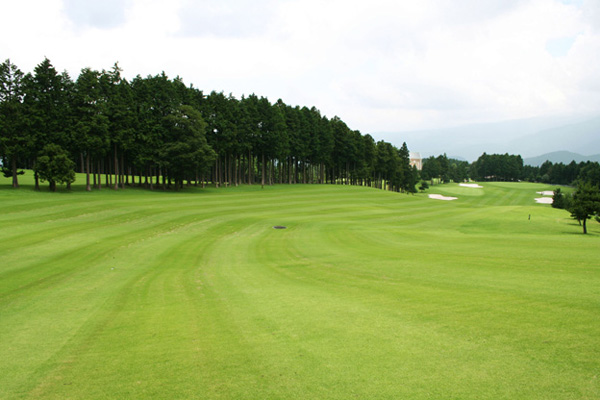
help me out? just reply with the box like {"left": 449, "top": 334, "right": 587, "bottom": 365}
{"left": 0, "top": 0, "right": 598, "bottom": 134}
{"left": 63, "top": 0, "right": 132, "bottom": 30}
{"left": 178, "top": 0, "right": 277, "bottom": 38}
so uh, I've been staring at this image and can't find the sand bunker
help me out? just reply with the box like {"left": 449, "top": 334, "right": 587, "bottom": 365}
{"left": 429, "top": 194, "right": 458, "bottom": 201}
{"left": 459, "top": 183, "right": 483, "bottom": 188}
{"left": 535, "top": 197, "right": 553, "bottom": 204}
{"left": 536, "top": 191, "right": 554, "bottom": 196}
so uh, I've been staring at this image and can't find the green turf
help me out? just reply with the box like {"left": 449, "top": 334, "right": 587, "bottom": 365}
{"left": 1, "top": 173, "right": 598, "bottom": 399}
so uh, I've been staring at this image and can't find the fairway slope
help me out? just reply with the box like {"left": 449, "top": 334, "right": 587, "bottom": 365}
{"left": 1, "top": 179, "right": 598, "bottom": 399}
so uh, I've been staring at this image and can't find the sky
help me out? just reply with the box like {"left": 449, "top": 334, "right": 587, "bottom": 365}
{"left": 1, "top": 0, "right": 600, "bottom": 139}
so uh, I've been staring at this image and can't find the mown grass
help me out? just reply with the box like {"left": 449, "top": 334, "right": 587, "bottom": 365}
{"left": 1, "top": 173, "right": 599, "bottom": 399}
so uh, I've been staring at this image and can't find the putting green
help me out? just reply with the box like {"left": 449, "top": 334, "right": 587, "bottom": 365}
{"left": 1, "top": 173, "right": 598, "bottom": 399}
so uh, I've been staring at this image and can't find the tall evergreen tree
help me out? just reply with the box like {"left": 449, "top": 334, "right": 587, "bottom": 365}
{"left": 205, "top": 91, "right": 237, "bottom": 187}
{"left": 103, "top": 64, "right": 137, "bottom": 189}
{"left": 24, "top": 58, "right": 72, "bottom": 190}
{"left": 73, "top": 68, "right": 110, "bottom": 191}
{"left": 161, "top": 105, "right": 215, "bottom": 189}
{"left": 0, "top": 59, "right": 26, "bottom": 187}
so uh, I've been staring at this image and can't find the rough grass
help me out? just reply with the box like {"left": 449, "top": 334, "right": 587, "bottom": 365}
{"left": 1, "top": 173, "right": 599, "bottom": 399}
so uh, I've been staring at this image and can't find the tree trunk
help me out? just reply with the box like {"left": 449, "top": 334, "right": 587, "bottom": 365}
{"left": 261, "top": 153, "right": 265, "bottom": 188}
{"left": 279, "top": 159, "right": 283, "bottom": 184}
{"left": 105, "top": 158, "right": 110, "bottom": 188}
{"left": 114, "top": 143, "right": 119, "bottom": 190}
{"left": 214, "top": 157, "right": 219, "bottom": 188}
{"left": 34, "top": 171, "right": 40, "bottom": 191}
{"left": 97, "top": 160, "right": 102, "bottom": 190}
{"left": 11, "top": 157, "right": 19, "bottom": 188}
{"left": 227, "top": 153, "right": 231, "bottom": 187}
{"left": 248, "top": 150, "right": 253, "bottom": 185}
{"left": 237, "top": 154, "right": 241, "bottom": 186}
{"left": 86, "top": 153, "right": 91, "bottom": 191}
{"left": 121, "top": 152, "right": 126, "bottom": 188}
{"left": 583, "top": 218, "right": 587, "bottom": 234}
{"left": 303, "top": 161, "right": 307, "bottom": 184}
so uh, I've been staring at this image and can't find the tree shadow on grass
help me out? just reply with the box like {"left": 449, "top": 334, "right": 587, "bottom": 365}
{"left": 561, "top": 221, "right": 600, "bottom": 236}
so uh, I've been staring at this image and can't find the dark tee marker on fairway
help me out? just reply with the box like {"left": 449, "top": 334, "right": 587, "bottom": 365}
{"left": 273, "top": 226, "right": 287, "bottom": 229}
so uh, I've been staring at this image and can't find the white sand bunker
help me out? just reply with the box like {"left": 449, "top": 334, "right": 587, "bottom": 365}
{"left": 429, "top": 194, "right": 458, "bottom": 201}
{"left": 459, "top": 183, "right": 483, "bottom": 188}
{"left": 535, "top": 197, "right": 553, "bottom": 204}
{"left": 536, "top": 191, "right": 554, "bottom": 196}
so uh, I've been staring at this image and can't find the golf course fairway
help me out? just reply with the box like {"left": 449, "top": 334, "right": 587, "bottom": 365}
{"left": 1, "top": 175, "right": 598, "bottom": 399}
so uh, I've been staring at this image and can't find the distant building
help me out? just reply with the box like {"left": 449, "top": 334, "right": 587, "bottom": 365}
{"left": 409, "top": 152, "right": 422, "bottom": 170}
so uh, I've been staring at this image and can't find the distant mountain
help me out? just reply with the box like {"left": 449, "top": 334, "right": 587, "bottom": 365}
{"left": 523, "top": 151, "right": 600, "bottom": 167}
{"left": 508, "top": 116, "right": 600, "bottom": 158}
{"left": 376, "top": 114, "right": 600, "bottom": 162}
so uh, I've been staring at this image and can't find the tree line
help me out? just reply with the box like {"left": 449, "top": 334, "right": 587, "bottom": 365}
{"left": 422, "top": 153, "right": 600, "bottom": 188}
{"left": 0, "top": 58, "right": 418, "bottom": 192}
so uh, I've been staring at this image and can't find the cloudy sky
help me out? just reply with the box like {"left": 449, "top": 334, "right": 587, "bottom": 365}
{"left": 1, "top": 0, "right": 599, "bottom": 136}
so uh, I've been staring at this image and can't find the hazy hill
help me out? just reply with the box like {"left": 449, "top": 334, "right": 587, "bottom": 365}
{"left": 523, "top": 151, "right": 600, "bottom": 167}
{"left": 509, "top": 116, "right": 600, "bottom": 158}
{"left": 378, "top": 114, "right": 600, "bottom": 162}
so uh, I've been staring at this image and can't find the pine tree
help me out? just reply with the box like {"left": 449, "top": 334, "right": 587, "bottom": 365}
{"left": 0, "top": 59, "right": 26, "bottom": 188}
{"left": 568, "top": 182, "right": 600, "bottom": 234}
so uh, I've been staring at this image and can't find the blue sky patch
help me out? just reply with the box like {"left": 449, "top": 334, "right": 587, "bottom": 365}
{"left": 546, "top": 36, "right": 577, "bottom": 57}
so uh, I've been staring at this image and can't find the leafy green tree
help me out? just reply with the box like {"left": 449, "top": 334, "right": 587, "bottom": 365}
{"left": 567, "top": 182, "right": 600, "bottom": 234}
{"left": 471, "top": 153, "right": 523, "bottom": 181}
{"left": 448, "top": 158, "right": 469, "bottom": 183}
{"left": 578, "top": 162, "right": 600, "bottom": 187}
{"left": 0, "top": 59, "right": 26, "bottom": 188}
{"left": 552, "top": 188, "right": 567, "bottom": 209}
{"left": 34, "top": 144, "right": 76, "bottom": 191}
{"left": 437, "top": 154, "right": 450, "bottom": 183}
{"left": 421, "top": 156, "right": 440, "bottom": 184}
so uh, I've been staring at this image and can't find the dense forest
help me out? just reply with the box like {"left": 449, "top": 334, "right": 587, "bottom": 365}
{"left": 421, "top": 153, "right": 600, "bottom": 188}
{"left": 0, "top": 58, "right": 418, "bottom": 192}
{"left": 2, "top": 58, "right": 599, "bottom": 193}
